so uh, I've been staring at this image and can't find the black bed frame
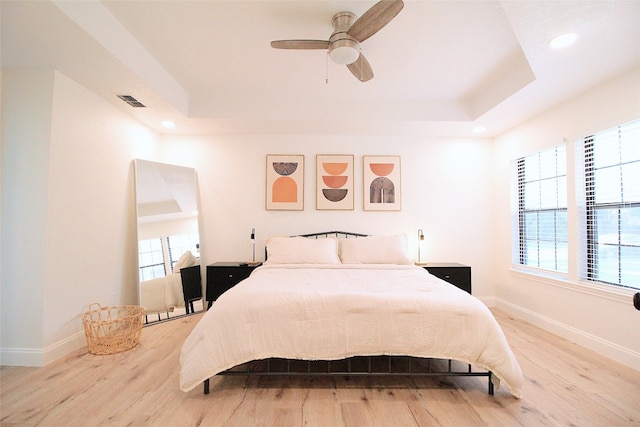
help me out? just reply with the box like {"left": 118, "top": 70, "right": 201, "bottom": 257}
{"left": 203, "top": 231, "right": 494, "bottom": 395}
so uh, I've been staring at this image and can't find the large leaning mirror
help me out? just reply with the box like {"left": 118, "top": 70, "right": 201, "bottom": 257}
{"left": 134, "top": 159, "right": 202, "bottom": 324}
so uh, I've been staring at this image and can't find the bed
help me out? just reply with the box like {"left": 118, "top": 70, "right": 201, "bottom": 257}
{"left": 179, "top": 232, "right": 523, "bottom": 398}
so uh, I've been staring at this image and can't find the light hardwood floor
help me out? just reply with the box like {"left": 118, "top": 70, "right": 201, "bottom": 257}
{"left": 1, "top": 309, "right": 638, "bottom": 426}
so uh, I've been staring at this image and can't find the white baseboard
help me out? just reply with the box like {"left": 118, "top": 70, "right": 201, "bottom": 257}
{"left": 1, "top": 347, "right": 44, "bottom": 367}
{"left": 1, "top": 331, "right": 86, "bottom": 367}
{"left": 43, "top": 331, "right": 86, "bottom": 365}
{"left": 476, "top": 295, "right": 496, "bottom": 307}
{"left": 496, "top": 298, "right": 640, "bottom": 371}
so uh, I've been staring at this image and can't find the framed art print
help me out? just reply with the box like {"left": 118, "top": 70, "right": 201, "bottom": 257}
{"left": 266, "top": 154, "right": 304, "bottom": 210}
{"left": 316, "top": 154, "right": 354, "bottom": 210}
{"left": 363, "top": 155, "right": 401, "bottom": 211}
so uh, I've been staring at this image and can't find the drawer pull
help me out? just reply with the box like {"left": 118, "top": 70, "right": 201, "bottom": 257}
{"left": 228, "top": 274, "right": 234, "bottom": 278}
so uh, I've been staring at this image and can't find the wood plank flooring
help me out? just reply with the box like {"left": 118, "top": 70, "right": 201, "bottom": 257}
{"left": 1, "top": 309, "right": 639, "bottom": 426}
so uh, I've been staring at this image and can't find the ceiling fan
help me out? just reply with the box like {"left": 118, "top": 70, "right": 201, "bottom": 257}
{"left": 270, "top": 0, "right": 404, "bottom": 82}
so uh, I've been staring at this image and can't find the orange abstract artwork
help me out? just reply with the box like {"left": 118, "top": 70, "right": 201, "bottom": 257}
{"left": 272, "top": 176, "right": 297, "bottom": 202}
{"left": 266, "top": 155, "right": 304, "bottom": 210}
{"left": 322, "top": 162, "right": 349, "bottom": 176}
{"left": 363, "top": 156, "right": 401, "bottom": 211}
{"left": 322, "top": 175, "right": 348, "bottom": 188}
{"left": 316, "top": 156, "right": 354, "bottom": 210}
{"left": 369, "top": 163, "right": 394, "bottom": 176}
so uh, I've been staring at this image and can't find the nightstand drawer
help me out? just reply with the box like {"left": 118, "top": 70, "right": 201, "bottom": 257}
{"left": 206, "top": 262, "right": 261, "bottom": 307}
{"left": 422, "top": 263, "right": 471, "bottom": 294}
{"left": 215, "top": 267, "right": 253, "bottom": 289}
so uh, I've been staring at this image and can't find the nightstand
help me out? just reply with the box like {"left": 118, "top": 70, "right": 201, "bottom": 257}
{"left": 206, "top": 262, "right": 262, "bottom": 309}
{"left": 180, "top": 265, "right": 202, "bottom": 314}
{"left": 420, "top": 262, "right": 471, "bottom": 294}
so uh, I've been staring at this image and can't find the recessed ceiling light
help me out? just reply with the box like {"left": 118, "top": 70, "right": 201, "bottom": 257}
{"left": 161, "top": 120, "right": 175, "bottom": 128}
{"left": 473, "top": 126, "right": 486, "bottom": 134}
{"left": 549, "top": 33, "right": 577, "bottom": 49}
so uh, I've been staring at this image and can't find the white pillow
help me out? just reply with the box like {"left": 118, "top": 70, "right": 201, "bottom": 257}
{"left": 174, "top": 250, "right": 196, "bottom": 271}
{"left": 265, "top": 236, "right": 340, "bottom": 265}
{"left": 339, "top": 234, "right": 413, "bottom": 265}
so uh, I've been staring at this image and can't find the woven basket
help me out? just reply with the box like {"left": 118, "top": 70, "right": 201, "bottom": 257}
{"left": 83, "top": 303, "right": 145, "bottom": 355}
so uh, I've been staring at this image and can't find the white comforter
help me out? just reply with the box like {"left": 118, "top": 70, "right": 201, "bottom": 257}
{"left": 179, "top": 264, "right": 523, "bottom": 397}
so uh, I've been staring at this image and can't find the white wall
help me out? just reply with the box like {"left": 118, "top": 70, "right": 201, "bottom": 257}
{"left": 1, "top": 70, "right": 161, "bottom": 365}
{"left": 163, "top": 133, "right": 497, "bottom": 299}
{"left": 1, "top": 70, "right": 53, "bottom": 359}
{"left": 137, "top": 218, "right": 199, "bottom": 241}
{"left": 491, "top": 67, "right": 640, "bottom": 370}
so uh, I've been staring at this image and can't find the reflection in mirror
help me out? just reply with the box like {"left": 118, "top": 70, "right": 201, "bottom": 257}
{"left": 134, "top": 160, "right": 202, "bottom": 324}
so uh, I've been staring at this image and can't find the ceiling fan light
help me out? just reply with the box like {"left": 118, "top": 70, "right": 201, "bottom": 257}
{"left": 549, "top": 32, "right": 577, "bottom": 49}
{"left": 329, "top": 39, "right": 360, "bottom": 64}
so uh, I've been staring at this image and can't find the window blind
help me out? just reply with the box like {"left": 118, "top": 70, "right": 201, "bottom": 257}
{"left": 582, "top": 119, "right": 640, "bottom": 290}
{"left": 138, "top": 232, "right": 199, "bottom": 280}
{"left": 512, "top": 144, "right": 568, "bottom": 273}
{"left": 167, "top": 232, "right": 199, "bottom": 272}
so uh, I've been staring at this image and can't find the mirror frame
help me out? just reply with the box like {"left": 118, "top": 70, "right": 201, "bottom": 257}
{"left": 133, "top": 159, "right": 202, "bottom": 323}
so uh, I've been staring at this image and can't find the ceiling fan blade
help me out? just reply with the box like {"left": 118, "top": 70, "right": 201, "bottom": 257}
{"left": 347, "top": 53, "right": 374, "bottom": 82}
{"left": 270, "top": 40, "right": 330, "bottom": 50}
{"left": 347, "top": 0, "right": 404, "bottom": 43}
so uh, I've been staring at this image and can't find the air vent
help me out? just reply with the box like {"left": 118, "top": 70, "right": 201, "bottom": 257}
{"left": 117, "top": 94, "right": 146, "bottom": 108}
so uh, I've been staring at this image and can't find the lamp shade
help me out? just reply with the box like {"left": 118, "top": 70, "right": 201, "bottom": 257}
{"left": 329, "top": 39, "right": 360, "bottom": 65}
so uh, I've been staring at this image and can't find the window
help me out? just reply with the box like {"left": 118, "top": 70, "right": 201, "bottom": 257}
{"left": 138, "top": 238, "right": 166, "bottom": 281}
{"left": 512, "top": 144, "right": 568, "bottom": 273}
{"left": 581, "top": 119, "right": 640, "bottom": 290}
{"left": 167, "top": 232, "right": 200, "bottom": 271}
{"left": 138, "top": 232, "right": 199, "bottom": 280}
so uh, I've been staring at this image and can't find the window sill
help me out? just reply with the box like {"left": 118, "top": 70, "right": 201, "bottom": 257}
{"left": 509, "top": 267, "right": 635, "bottom": 304}
{"left": 510, "top": 265, "right": 567, "bottom": 282}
